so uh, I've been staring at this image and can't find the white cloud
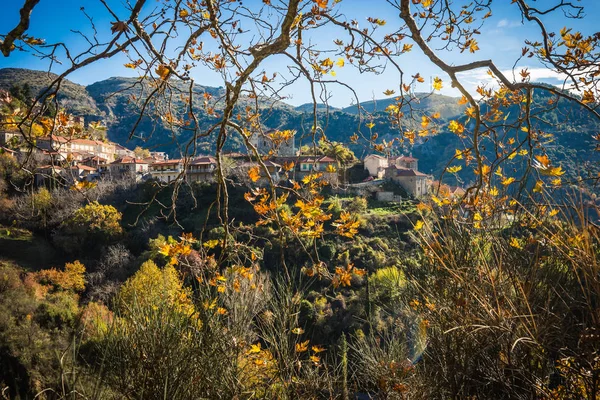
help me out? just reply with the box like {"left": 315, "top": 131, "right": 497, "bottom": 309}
{"left": 497, "top": 19, "right": 508, "bottom": 28}
{"left": 454, "top": 66, "right": 571, "bottom": 96}
{"left": 496, "top": 19, "right": 522, "bottom": 29}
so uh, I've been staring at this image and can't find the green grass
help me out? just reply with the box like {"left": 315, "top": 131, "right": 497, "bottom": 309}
{"left": 0, "top": 225, "right": 65, "bottom": 271}
{"left": 0, "top": 226, "right": 34, "bottom": 241}
{"left": 366, "top": 200, "right": 417, "bottom": 216}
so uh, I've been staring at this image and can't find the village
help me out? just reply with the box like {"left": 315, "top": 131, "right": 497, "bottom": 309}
{"left": 0, "top": 121, "right": 464, "bottom": 202}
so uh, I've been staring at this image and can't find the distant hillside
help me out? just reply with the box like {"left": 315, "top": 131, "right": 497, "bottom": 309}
{"left": 0, "top": 68, "right": 100, "bottom": 116}
{"left": 295, "top": 103, "right": 341, "bottom": 113}
{"left": 341, "top": 92, "right": 463, "bottom": 120}
{"left": 2, "top": 68, "right": 599, "bottom": 189}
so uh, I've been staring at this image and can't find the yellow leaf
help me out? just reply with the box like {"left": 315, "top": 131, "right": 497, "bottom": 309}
{"left": 548, "top": 166, "right": 565, "bottom": 176}
{"left": 248, "top": 343, "right": 262, "bottom": 354}
{"left": 447, "top": 165, "right": 462, "bottom": 174}
{"left": 509, "top": 237, "right": 523, "bottom": 249}
{"left": 248, "top": 166, "right": 261, "bottom": 182}
{"left": 501, "top": 177, "right": 515, "bottom": 186}
{"left": 414, "top": 220, "right": 424, "bottom": 231}
{"left": 582, "top": 90, "right": 595, "bottom": 104}
{"left": 203, "top": 239, "right": 220, "bottom": 249}
{"left": 296, "top": 340, "right": 310, "bottom": 353}
{"left": 432, "top": 77, "right": 443, "bottom": 91}
{"left": 217, "top": 307, "right": 228, "bottom": 315}
{"left": 448, "top": 120, "right": 465, "bottom": 134}
{"left": 336, "top": 58, "right": 345, "bottom": 67}
{"left": 155, "top": 64, "right": 170, "bottom": 80}
{"left": 312, "top": 345, "right": 325, "bottom": 353}
{"left": 535, "top": 154, "right": 551, "bottom": 168}
{"left": 468, "top": 39, "right": 479, "bottom": 53}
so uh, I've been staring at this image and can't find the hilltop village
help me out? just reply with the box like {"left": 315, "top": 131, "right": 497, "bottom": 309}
{"left": 0, "top": 115, "right": 463, "bottom": 201}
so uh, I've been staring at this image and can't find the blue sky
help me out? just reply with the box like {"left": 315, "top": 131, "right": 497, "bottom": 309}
{"left": 1, "top": 0, "right": 599, "bottom": 107}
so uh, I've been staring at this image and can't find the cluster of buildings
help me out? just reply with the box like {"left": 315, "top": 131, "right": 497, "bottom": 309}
{"left": 0, "top": 130, "right": 339, "bottom": 188}
{"left": 0, "top": 131, "right": 163, "bottom": 186}
{"left": 1, "top": 127, "right": 462, "bottom": 200}
{"left": 363, "top": 154, "right": 464, "bottom": 199}
{"left": 364, "top": 154, "right": 430, "bottom": 197}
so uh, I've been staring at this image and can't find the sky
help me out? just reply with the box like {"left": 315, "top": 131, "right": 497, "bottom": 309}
{"left": 1, "top": 0, "right": 600, "bottom": 108}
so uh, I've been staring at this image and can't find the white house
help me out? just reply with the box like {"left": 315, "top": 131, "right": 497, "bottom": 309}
{"left": 149, "top": 159, "right": 184, "bottom": 183}
{"left": 364, "top": 154, "right": 388, "bottom": 178}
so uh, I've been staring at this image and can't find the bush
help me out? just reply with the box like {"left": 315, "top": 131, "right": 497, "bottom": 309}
{"left": 347, "top": 196, "right": 368, "bottom": 214}
{"left": 53, "top": 201, "right": 122, "bottom": 254}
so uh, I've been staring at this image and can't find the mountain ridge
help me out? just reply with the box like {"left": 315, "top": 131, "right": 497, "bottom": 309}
{"left": 2, "top": 67, "right": 599, "bottom": 189}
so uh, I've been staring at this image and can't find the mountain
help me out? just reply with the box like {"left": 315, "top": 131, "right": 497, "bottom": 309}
{"left": 295, "top": 103, "right": 341, "bottom": 113}
{"left": 2, "top": 68, "right": 599, "bottom": 190}
{"left": 0, "top": 68, "right": 100, "bottom": 116}
{"left": 341, "top": 92, "right": 463, "bottom": 120}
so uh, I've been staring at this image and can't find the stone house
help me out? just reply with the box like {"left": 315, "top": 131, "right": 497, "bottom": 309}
{"left": 108, "top": 156, "right": 149, "bottom": 181}
{"left": 392, "top": 155, "right": 418, "bottom": 170}
{"left": 249, "top": 130, "right": 296, "bottom": 156}
{"left": 385, "top": 165, "right": 430, "bottom": 197}
{"left": 37, "top": 135, "right": 116, "bottom": 163}
{"left": 364, "top": 154, "right": 388, "bottom": 178}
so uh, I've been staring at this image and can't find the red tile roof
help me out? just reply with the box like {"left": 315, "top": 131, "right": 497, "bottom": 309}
{"left": 388, "top": 166, "right": 428, "bottom": 177}
{"left": 72, "top": 165, "right": 97, "bottom": 171}
{"left": 190, "top": 156, "right": 216, "bottom": 165}
{"left": 82, "top": 155, "right": 107, "bottom": 162}
{"left": 40, "top": 135, "right": 115, "bottom": 147}
{"left": 37, "top": 165, "right": 64, "bottom": 171}
{"left": 151, "top": 159, "right": 183, "bottom": 166}
{"left": 111, "top": 156, "right": 148, "bottom": 164}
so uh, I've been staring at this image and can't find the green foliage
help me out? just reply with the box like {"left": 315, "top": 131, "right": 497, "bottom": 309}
{"left": 0, "top": 261, "right": 86, "bottom": 397}
{"left": 347, "top": 196, "right": 368, "bottom": 214}
{"left": 9, "top": 83, "right": 32, "bottom": 106}
{"left": 70, "top": 201, "right": 123, "bottom": 236}
{"left": 133, "top": 146, "right": 150, "bottom": 159}
{"left": 117, "top": 260, "right": 194, "bottom": 317}
{"left": 0, "top": 68, "right": 100, "bottom": 115}
{"left": 369, "top": 266, "right": 406, "bottom": 305}
{"left": 54, "top": 201, "right": 122, "bottom": 254}
{"left": 301, "top": 140, "right": 357, "bottom": 166}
